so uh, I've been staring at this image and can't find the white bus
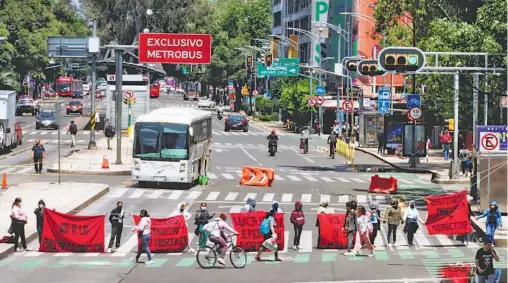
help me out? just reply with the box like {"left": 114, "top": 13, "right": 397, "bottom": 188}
{"left": 132, "top": 107, "right": 212, "bottom": 187}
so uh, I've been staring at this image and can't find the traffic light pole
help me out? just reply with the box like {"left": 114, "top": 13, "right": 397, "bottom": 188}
{"left": 409, "top": 13, "right": 418, "bottom": 169}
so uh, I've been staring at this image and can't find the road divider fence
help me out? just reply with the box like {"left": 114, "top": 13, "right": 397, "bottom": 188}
{"left": 336, "top": 139, "right": 355, "bottom": 166}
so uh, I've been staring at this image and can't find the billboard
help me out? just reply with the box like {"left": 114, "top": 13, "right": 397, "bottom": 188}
{"left": 138, "top": 33, "right": 212, "bottom": 64}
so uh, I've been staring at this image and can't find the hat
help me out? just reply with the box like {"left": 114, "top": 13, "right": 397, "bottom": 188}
{"left": 490, "top": 201, "right": 498, "bottom": 206}
{"left": 483, "top": 239, "right": 492, "bottom": 244}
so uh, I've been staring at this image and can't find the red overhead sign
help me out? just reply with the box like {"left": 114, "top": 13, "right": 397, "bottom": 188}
{"left": 138, "top": 33, "right": 212, "bottom": 64}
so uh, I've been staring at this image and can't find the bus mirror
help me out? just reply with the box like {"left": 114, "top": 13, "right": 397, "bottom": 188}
{"left": 189, "top": 127, "right": 194, "bottom": 136}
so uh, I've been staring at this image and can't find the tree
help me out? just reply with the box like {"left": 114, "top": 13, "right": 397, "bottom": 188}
{"left": 278, "top": 78, "right": 315, "bottom": 127}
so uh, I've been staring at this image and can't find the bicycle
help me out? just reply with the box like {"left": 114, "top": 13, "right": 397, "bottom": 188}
{"left": 196, "top": 235, "right": 247, "bottom": 269}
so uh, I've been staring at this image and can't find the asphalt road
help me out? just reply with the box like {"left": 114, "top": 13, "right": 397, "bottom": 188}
{"left": 1, "top": 93, "right": 500, "bottom": 283}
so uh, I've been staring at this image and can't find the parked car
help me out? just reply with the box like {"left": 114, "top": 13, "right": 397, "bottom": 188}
{"left": 14, "top": 121, "right": 22, "bottom": 146}
{"left": 15, "top": 99, "right": 36, "bottom": 116}
{"left": 66, "top": 100, "right": 83, "bottom": 115}
{"left": 225, "top": 114, "right": 249, "bottom": 132}
{"left": 197, "top": 97, "right": 215, "bottom": 108}
{"left": 36, "top": 110, "right": 58, "bottom": 130}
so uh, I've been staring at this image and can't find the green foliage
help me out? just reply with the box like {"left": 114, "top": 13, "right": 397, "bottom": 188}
{"left": 278, "top": 78, "right": 314, "bottom": 127}
{"left": 0, "top": 0, "right": 88, "bottom": 89}
{"left": 255, "top": 96, "right": 272, "bottom": 114}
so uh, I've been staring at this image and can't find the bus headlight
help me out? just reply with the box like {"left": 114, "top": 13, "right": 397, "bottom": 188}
{"left": 134, "top": 159, "right": 140, "bottom": 170}
{"left": 179, "top": 162, "right": 186, "bottom": 172}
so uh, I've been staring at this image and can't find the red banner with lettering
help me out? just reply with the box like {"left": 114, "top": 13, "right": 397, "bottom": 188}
{"left": 317, "top": 214, "right": 353, "bottom": 249}
{"left": 39, "top": 209, "right": 105, "bottom": 253}
{"left": 440, "top": 265, "right": 471, "bottom": 283}
{"left": 133, "top": 215, "right": 188, "bottom": 253}
{"left": 230, "top": 211, "right": 285, "bottom": 252}
{"left": 425, "top": 190, "right": 473, "bottom": 235}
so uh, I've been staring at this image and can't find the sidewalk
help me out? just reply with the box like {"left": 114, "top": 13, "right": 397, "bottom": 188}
{"left": 356, "top": 147, "right": 470, "bottom": 184}
{"left": 47, "top": 136, "right": 132, "bottom": 175}
{"left": 0, "top": 182, "right": 109, "bottom": 259}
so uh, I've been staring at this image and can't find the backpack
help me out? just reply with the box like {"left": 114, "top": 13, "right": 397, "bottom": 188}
{"left": 70, "top": 124, "right": 77, "bottom": 134}
{"left": 259, "top": 218, "right": 271, "bottom": 235}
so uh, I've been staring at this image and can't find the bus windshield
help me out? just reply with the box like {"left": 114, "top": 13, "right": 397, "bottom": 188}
{"left": 134, "top": 122, "right": 189, "bottom": 160}
{"left": 57, "top": 82, "right": 70, "bottom": 91}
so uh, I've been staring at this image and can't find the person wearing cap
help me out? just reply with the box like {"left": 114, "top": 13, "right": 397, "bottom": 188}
{"left": 475, "top": 239, "right": 499, "bottom": 283}
{"left": 402, "top": 200, "right": 424, "bottom": 247}
{"left": 272, "top": 201, "right": 283, "bottom": 213}
{"left": 476, "top": 201, "right": 503, "bottom": 244}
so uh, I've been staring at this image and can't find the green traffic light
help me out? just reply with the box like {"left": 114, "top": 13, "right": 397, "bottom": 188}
{"left": 408, "top": 55, "right": 418, "bottom": 66}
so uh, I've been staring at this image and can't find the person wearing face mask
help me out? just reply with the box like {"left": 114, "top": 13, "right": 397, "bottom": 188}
{"left": 290, "top": 201, "right": 305, "bottom": 250}
{"left": 132, "top": 209, "right": 152, "bottom": 264}
{"left": 33, "top": 199, "right": 46, "bottom": 244}
{"left": 108, "top": 201, "right": 125, "bottom": 252}
{"left": 402, "top": 201, "right": 424, "bottom": 247}
{"left": 171, "top": 202, "right": 194, "bottom": 252}
{"left": 195, "top": 202, "right": 215, "bottom": 249}
{"left": 11, "top": 197, "right": 28, "bottom": 252}
{"left": 242, "top": 198, "right": 256, "bottom": 212}
{"left": 272, "top": 201, "right": 283, "bottom": 213}
{"left": 383, "top": 200, "right": 404, "bottom": 247}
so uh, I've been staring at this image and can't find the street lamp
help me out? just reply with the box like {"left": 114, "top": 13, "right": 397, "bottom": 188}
{"left": 143, "top": 28, "right": 150, "bottom": 33}
{"left": 146, "top": 9, "right": 153, "bottom": 16}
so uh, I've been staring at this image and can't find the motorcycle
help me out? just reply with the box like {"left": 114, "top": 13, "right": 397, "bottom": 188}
{"left": 269, "top": 141, "right": 277, "bottom": 156}
{"left": 217, "top": 112, "right": 223, "bottom": 120}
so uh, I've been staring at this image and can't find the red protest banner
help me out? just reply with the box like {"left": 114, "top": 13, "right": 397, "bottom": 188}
{"left": 39, "top": 209, "right": 105, "bottom": 253}
{"left": 317, "top": 214, "right": 352, "bottom": 249}
{"left": 439, "top": 265, "right": 471, "bottom": 283}
{"left": 230, "top": 211, "right": 285, "bottom": 252}
{"left": 138, "top": 33, "right": 212, "bottom": 64}
{"left": 425, "top": 190, "right": 473, "bottom": 235}
{"left": 133, "top": 215, "right": 188, "bottom": 253}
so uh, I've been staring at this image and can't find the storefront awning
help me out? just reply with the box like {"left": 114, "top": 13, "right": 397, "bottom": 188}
{"left": 322, "top": 100, "right": 360, "bottom": 110}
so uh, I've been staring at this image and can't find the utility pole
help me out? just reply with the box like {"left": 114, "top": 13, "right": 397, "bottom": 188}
{"left": 472, "top": 74, "right": 479, "bottom": 148}
{"left": 88, "top": 19, "right": 97, "bottom": 149}
{"left": 115, "top": 50, "right": 123, "bottom": 165}
{"left": 452, "top": 72, "right": 460, "bottom": 178}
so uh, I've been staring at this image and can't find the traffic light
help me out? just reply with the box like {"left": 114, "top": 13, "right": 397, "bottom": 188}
{"left": 265, "top": 52, "right": 273, "bottom": 67}
{"left": 344, "top": 58, "right": 362, "bottom": 72}
{"left": 357, "top": 59, "right": 385, "bottom": 76}
{"left": 123, "top": 98, "right": 128, "bottom": 104}
{"left": 378, "top": 47, "right": 426, "bottom": 73}
{"left": 246, "top": 54, "right": 253, "bottom": 70}
{"left": 259, "top": 54, "right": 265, "bottom": 65}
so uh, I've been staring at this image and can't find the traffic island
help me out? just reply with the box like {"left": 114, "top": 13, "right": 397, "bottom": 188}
{"left": 0, "top": 182, "right": 109, "bottom": 259}
{"left": 47, "top": 137, "right": 132, "bottom": 175}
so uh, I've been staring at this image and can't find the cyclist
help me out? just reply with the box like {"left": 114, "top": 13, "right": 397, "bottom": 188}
{"left": 203, "top": 213, "right": 238, "bottom": 265}
{"left": 327, "top": 127, "right": 337, "bottom": 157}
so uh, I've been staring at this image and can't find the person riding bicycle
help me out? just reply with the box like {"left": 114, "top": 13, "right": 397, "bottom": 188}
{"left": 267, "top": 129, "right": 278, "bottom": 152}
{"left": 327, "top": 127, "right": 337, "bottom": 157}
{"left": 300, "top": 126, "right": 310, "bottom": 152}
{"left": 203, "top": 213, "right": 238, "bottom": 265}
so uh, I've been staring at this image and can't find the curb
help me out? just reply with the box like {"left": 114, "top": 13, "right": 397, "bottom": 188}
{"left": 354, "top": 147, "right": 432, "bottom": 174}
{"left": 0, "top": 185, "right": 110, "bottom": 260}
{"left": 46, "top": 168, "right": 131, "bottom": 176}
{"left": 431, "top": 178, "right": 471, "bottom": 184}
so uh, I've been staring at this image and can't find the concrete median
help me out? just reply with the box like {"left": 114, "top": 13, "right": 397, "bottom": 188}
{"left": 0, "top": 182, "right": 109, "bottom": 259}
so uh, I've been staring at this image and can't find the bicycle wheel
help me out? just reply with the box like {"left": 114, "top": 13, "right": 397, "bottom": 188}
{"left": 229, "top": 246, "right": 247, "bottom": 268}
{"left": 196, "top": 246, "right": 217, "bottom": 269}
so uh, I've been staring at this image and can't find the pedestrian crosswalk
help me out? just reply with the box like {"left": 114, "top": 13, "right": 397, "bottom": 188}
{"left": 23, "top": 130, "right": 94, "bottom": 136}
{"left": 212, "top": 130, "right": 294, "bottom": 137}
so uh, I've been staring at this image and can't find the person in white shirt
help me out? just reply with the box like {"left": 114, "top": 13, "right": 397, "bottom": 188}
{"left": 403, "top": 201, "right": 425, "bottom": 247}
{"left": 170, "top": 202, "right": 195, "bottom": 252}
{"left": 203, "top": 213, "right": 238, "bottom": 265}
{"left": 132, "top": 209, "right": 152, "bottom": 264}
{"left": 11, "top": 197, "right": 28, "bottom": 252}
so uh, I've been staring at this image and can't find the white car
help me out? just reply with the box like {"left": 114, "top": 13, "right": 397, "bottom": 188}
{"left": 197, "top": 97, "right": 215, "bottom": 108}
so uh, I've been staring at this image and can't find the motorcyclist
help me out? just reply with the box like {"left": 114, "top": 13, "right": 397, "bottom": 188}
{"left": 300, "top": 126, "right": 310, "bottom": 152}
{"left": 267, "top": 130, "right": 278, "bottom": 152}
{"left": 327, "top": 127, "right": 337, "bottom": 157}
{"left": 216, "top": 108, "right": 223, "bottom": 119}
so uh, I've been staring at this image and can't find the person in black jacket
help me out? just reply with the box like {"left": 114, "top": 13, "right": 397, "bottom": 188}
{"left": 108, "top": 201, "right": 124, "bottom": 252}
{"left": 33, "top": 199, "right": 45, "bottom": 244}
{"left": 104, "top": 122, "right": 116, "bottom": 150}
{"left": 194, "top": 202, "right": 214, "bottom": 249}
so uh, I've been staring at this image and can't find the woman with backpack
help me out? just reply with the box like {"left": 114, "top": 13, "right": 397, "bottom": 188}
{"left": 255, "top": 210, "right": 281, "bottom": 262}
{"left": 354, "top": 205, "right": 374, "bottom": 257}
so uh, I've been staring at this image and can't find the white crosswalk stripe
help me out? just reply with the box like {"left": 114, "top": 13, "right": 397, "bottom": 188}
{"left": 300, "top": 194, "right": 312, "bottom": 203}
{"left": 281, "top": 193, "right": 293, "bottom": 203}
{"left": 206, "top": 191, "right": 220, "bottom": 201}
{"left": 225, "top": 192, "right": 238, "bottom": 201}
{"left": 262, "top": 193, "right": 275, "bottom": 202}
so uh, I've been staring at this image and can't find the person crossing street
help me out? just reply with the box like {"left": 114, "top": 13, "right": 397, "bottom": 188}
{"left": 31, "top": 140, "right": 45, "bottom": 174}
{"left": 108, "top": 201, "right": 124, "bottom": 252}
{"left": 67, "top": 120, "right": 78, "bottom": 147}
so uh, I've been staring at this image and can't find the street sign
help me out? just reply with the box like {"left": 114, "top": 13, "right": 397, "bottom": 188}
{"left": 481, "top": 133, "right": 499, "bottom": 151}
{"left": 407, "top": 94, "right": 421, "bottom": 108}
{"left": 47, "top": 37, "right": 89, "bottom": 58}
{"left": 377, "top": 88, "right": 390, "bottom": 114}
{"left": 125, "top": 90, "right": 134, "bottom": 98}
{"left": 407, "top": 107, "right": 422, "bottom": 121}
{"left": 477, "top": 125, "right": 507, "bottom": 152}
{"left": 343, "top": 100, "right": 353, "bottom": 112}
{"left": 107, "top": 75, "right": 116, "bottom": 81}
{"left": 316, "top": 85, "right": 325, "bottom": 96}
{"left": 307, "top": 97, "right": 316, "bottom": 107}
{"left": 138, "top": 33, "right": 212, "bottom": 64}
{"left": 256, "top": 58, "right": 300, "bottom": 77}
{"left": 316, "top": 96, "right": 325, "bottom": 105}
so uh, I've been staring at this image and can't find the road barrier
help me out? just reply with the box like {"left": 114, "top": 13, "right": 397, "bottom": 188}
{"left": 336, "top": 139, "right": 355, "bottom": 166}
{"left": 368, "top": 174, "right": 398, "bottom": 194}
{"left": 239, "top": 166, "right": 275, "bottom": 187}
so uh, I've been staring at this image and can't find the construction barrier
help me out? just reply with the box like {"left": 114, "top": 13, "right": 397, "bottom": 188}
{"left": 368, "top": 174, "right": 398, "bottom": 194}
{"left": 335, "top": 139, "right": 355, "bottom": 165}
{"left": 239, "top": 166, "right": 275, "bottom": 187}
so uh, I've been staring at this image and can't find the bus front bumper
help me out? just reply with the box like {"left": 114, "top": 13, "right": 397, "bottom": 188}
{"left": 132, "top": 170, "right": 191, "bottom": 183}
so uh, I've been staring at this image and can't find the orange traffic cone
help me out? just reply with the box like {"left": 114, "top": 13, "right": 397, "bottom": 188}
{"left": 1, "top": 172, "right": 7, "bottom": 190}
{"left": 102, "top": 155, "right": 109, "bottom": 169}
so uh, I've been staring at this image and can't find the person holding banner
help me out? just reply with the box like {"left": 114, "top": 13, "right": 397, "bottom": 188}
{"left": 132, "top": 209, "right": 152, "bottom": 264}
{"left": 171, "top": 202, "right": 195, "bottom": 252}
{"left": 402, "top": 201, "right": 424, "bottom": 247}
{"left": 255, "top": 210, "right": 281, "bottom": 262}
{"left": 475, "top": 201, "right": 503, "bottom": 244}
{"left": 195, "top": 202, "right": 215, "bottom": 249}
{"left": 33, "top": 199, "right": 46, "bottom": 244}
{"left": 108, "top": 201, "right": 125, "bottom": 252}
